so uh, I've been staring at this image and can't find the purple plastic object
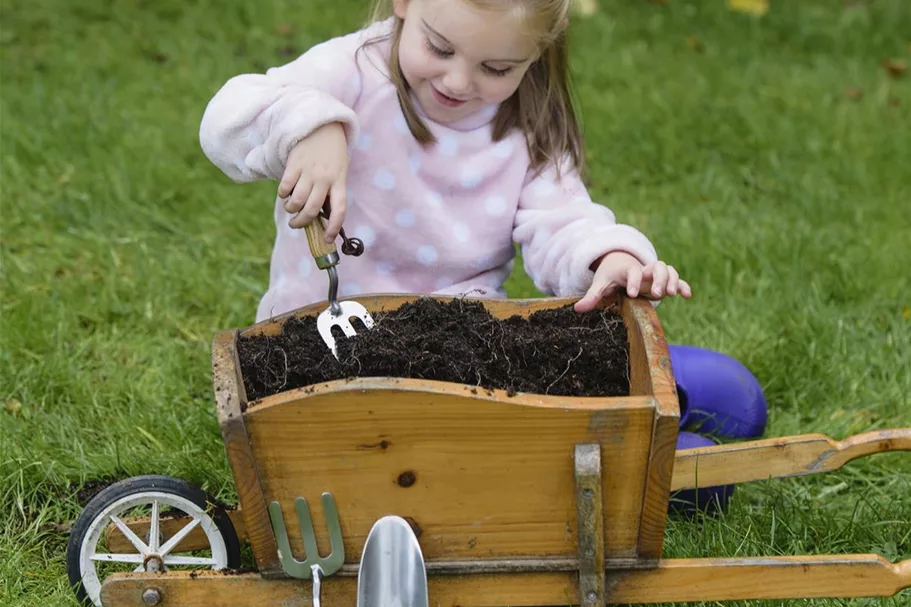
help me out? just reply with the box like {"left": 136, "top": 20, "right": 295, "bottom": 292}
{"left": 669, "top": 432, "right": 735, "bottom": 515}
{"left": 669, "top": 344, "right": 768, "bottom": 439}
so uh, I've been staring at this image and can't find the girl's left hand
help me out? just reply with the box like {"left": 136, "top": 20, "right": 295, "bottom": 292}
{"left": 574, "top": 251, "right": 692, "bottom": 313}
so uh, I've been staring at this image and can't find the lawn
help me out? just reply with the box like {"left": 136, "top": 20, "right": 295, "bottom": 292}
{"left": 1, "top": 0, "right": 909, "bottom": 605}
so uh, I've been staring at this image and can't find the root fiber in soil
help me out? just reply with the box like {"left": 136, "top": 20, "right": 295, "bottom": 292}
{"left": 237, "top": 298, "right": 630, "bottom": 401}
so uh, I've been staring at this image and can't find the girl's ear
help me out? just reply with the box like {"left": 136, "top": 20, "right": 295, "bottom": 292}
{"left": 393, "top": 0, "right": 409, "bottom": 20}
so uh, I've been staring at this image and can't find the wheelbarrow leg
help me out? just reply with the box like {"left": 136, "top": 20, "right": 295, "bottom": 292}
{"left": 357, "top": 516, "right": 429, "bottom": 607}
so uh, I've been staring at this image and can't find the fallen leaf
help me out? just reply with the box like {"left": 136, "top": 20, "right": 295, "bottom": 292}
{"left": 4, "top": 398, "right": 22, "bottom": 416}
{"left": 56, "top": 164, "right": 75, "bottom": 186}
{"left": 573, "top": 0, "right": 599, "bottom": 15}
{"left": 902, "top": 305, "right": 910, "bottom": 320}
{"left": 686, "top": 36, "right": 705, "bottom": 53}
{"left": 727, "top": 0, "right": 769, "bottom": 16}
{"left": 844, "top": 86, "right": 863, "bottom": 100}
{"left": 277, "top": 24, "right": 294, "bottom": 37}
{"left": 889, "top": 97, "right": 901, "bottom": 107}
{"left": 882, "top": 58, "right": 907, "bottom": 78}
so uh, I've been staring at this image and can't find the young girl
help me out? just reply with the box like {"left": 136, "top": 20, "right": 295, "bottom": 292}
{"left": 200, "top": 0, "right": 692, "bottom": 323}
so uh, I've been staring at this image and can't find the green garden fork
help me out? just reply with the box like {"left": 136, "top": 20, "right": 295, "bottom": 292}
{"left": 268, "top": 493, "right": 345, "bottom": 607}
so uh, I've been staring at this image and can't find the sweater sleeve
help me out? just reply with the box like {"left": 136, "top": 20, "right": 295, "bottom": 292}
{"left": 199, "top": 32, "right": 367, "bottom": 182}
{"left": 512, "top": 160, "right": 658, "bottom": 296}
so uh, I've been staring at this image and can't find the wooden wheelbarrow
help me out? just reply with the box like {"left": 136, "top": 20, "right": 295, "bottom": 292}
{"left": 66, "top": 295, "right": 911, "bottom": 606}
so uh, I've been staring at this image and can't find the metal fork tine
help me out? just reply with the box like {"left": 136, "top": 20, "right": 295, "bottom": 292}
{"left": 319, "top": 333, "right": 338, "bottom": 358}
{"left": 296, "top": 498, "right": 321, "bottom": 565}
{"left": 338, "top": 318, "right": 358, "bottom": 337}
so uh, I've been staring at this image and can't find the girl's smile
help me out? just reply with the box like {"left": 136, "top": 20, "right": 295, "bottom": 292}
{"left": 430, "top": 83, "right": 468, "bottom": 108}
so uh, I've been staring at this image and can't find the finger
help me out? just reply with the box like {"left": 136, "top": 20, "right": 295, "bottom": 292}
{"left": 292, "top": 182, "right": 330, "bottom": 230}
{"left": 650, "top": 262, "right": 668, "bottom": 298}
{"left": 625, "top": 264, "right": 643, "bottom": 298}
{"left": 287, "top": 186, "right": 315, "bottom": 230}
{"left": 277, "top": 167, "right": 301, "bottom": 199}
{"left": 284, "top": 195, "right": 305, "bottom": 215}
{"left": 288, "top": 178, "right": 312, "bottom": 213}
{"left": 665, "top": 265, "right": 679, "bottom": 296}
{"left": 324, "top": 180, "right": 348, "bottom": 242}
{"left": 679, "top": 279, "right": 693, "bottom": 299}
{"left": 574, "top": 282, "right": 613, "bottom": 313}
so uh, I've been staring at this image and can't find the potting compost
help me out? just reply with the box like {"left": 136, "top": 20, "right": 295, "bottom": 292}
{"left": 238, "top": 298, "right": 630, "bottom": 401}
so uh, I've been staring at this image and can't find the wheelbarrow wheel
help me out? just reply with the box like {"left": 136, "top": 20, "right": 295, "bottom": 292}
{"left": 66, "top": 475, "right": 241, "bottom": 606}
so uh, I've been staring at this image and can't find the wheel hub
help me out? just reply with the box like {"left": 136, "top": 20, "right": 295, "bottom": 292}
{"left": 143, "top": 554, "right": 165, "bottom": 573}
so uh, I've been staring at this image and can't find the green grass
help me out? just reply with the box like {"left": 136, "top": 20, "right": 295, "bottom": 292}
{"left": 1, "top": 0, "right": 909, "bottom": 604}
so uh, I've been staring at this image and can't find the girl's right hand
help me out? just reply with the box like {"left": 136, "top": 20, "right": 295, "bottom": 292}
{"left": 279, "top": 122, "right": 348, "bottom": 243}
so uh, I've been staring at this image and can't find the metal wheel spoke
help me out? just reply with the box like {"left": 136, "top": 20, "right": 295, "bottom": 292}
{"left": 109, "top": 514, "right": 149, "bottom": 553}
{"left": 159, "top": 518, "right": 201, "bottom": 556}
{"left": 149, "top": 500, "right": 160, "bottom": 552}
{"left": 90, "top": 553, "right": 145, "bottom": 564}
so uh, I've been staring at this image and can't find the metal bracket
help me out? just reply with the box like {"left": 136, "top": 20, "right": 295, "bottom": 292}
{"left": 575, "top": 444, "right": 605, "bottom": 607}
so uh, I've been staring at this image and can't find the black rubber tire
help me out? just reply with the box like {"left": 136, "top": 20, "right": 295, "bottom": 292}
{"left": 66, "top": 475, "right": 241, "bottom": 606}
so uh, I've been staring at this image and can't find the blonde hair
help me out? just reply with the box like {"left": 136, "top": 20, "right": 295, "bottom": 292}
{"left": 363, "top": 0, "right": 583, "bottom": 177}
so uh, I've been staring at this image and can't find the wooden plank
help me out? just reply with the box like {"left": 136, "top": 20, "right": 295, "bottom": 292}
{"left": 607, "top": 555, "right": 911, "bottom": 602}
{"left": 100, "top": 555, "right": 911, "bottom": 605}
{"left": 99, "top": 570, "right": 572, "bottom": 607}
{"left": 245, "top": 386, "right": 655, "bottom": 562}
{"left": 671, "top": 429, "right": 911, "bottom": 491}
{"left": 211, "top": 331, "right": 281, "bottom": 576}
{"left": 625, "top": 298, "right": 678, "bottom": 560}
{"left": 574, "top": 444, "right": 604, "bottom": 607}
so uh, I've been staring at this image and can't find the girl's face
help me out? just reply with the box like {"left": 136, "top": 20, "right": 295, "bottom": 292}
{"left": 393, "top": 0, "right": 539, "bottom": 125}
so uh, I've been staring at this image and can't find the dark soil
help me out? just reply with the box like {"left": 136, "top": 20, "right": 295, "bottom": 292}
{"left": 237, "top": 298, "right": 630, "bottom": 402}
{"left": 76, "top": 477, "right": 120, "bottom": 506}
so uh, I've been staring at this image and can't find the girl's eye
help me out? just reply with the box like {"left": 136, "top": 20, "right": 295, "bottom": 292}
{"left": 424, "top": 38, "right": 453, "bottom": 58}
{"left": 483, "top": 65, "right": 512, "bottom": 77}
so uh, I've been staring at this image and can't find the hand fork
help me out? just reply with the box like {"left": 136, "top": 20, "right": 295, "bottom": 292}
{"left": 268, "top": 493, "right": 345, "bottom": 607}
{"left": 303, "top": 212, "right": 375, "bottom": 358}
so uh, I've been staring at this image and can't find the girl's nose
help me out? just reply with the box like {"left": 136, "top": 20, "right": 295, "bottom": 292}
{"left": 442, "top": 64, "right": 473, "bottom": 97}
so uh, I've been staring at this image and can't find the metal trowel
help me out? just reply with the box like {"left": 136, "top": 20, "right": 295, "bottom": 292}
{"left": 356, "top": 516, "right": 429, "bottom": 607}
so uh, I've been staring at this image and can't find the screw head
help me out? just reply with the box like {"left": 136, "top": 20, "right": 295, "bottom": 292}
{"left": 586, "top": 590, "right": 598, "bottom": 603}
{"left": 142, "top": 588, "right": 162, "bottom": 606}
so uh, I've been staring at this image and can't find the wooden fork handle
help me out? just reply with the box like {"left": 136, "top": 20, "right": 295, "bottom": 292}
{"left": 303, "top": 214, "right": 338, "bottom": 269}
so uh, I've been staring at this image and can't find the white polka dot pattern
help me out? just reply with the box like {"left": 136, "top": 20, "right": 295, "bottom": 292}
{"left": 373, "top": 169, "right": 395, "bottom": 190}
{"left": 395, "top": 209, "right": 415, "bottom": 227}
{"left": 484, "top": 195, "right": 507, "bottom": 216}
{"left": 416, "top": 245, "right": 438, "bottom": 265}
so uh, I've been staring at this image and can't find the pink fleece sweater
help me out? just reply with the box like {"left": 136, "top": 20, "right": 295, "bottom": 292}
{"left": 200, "top": 21, "right": 658, "bottom": 322}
